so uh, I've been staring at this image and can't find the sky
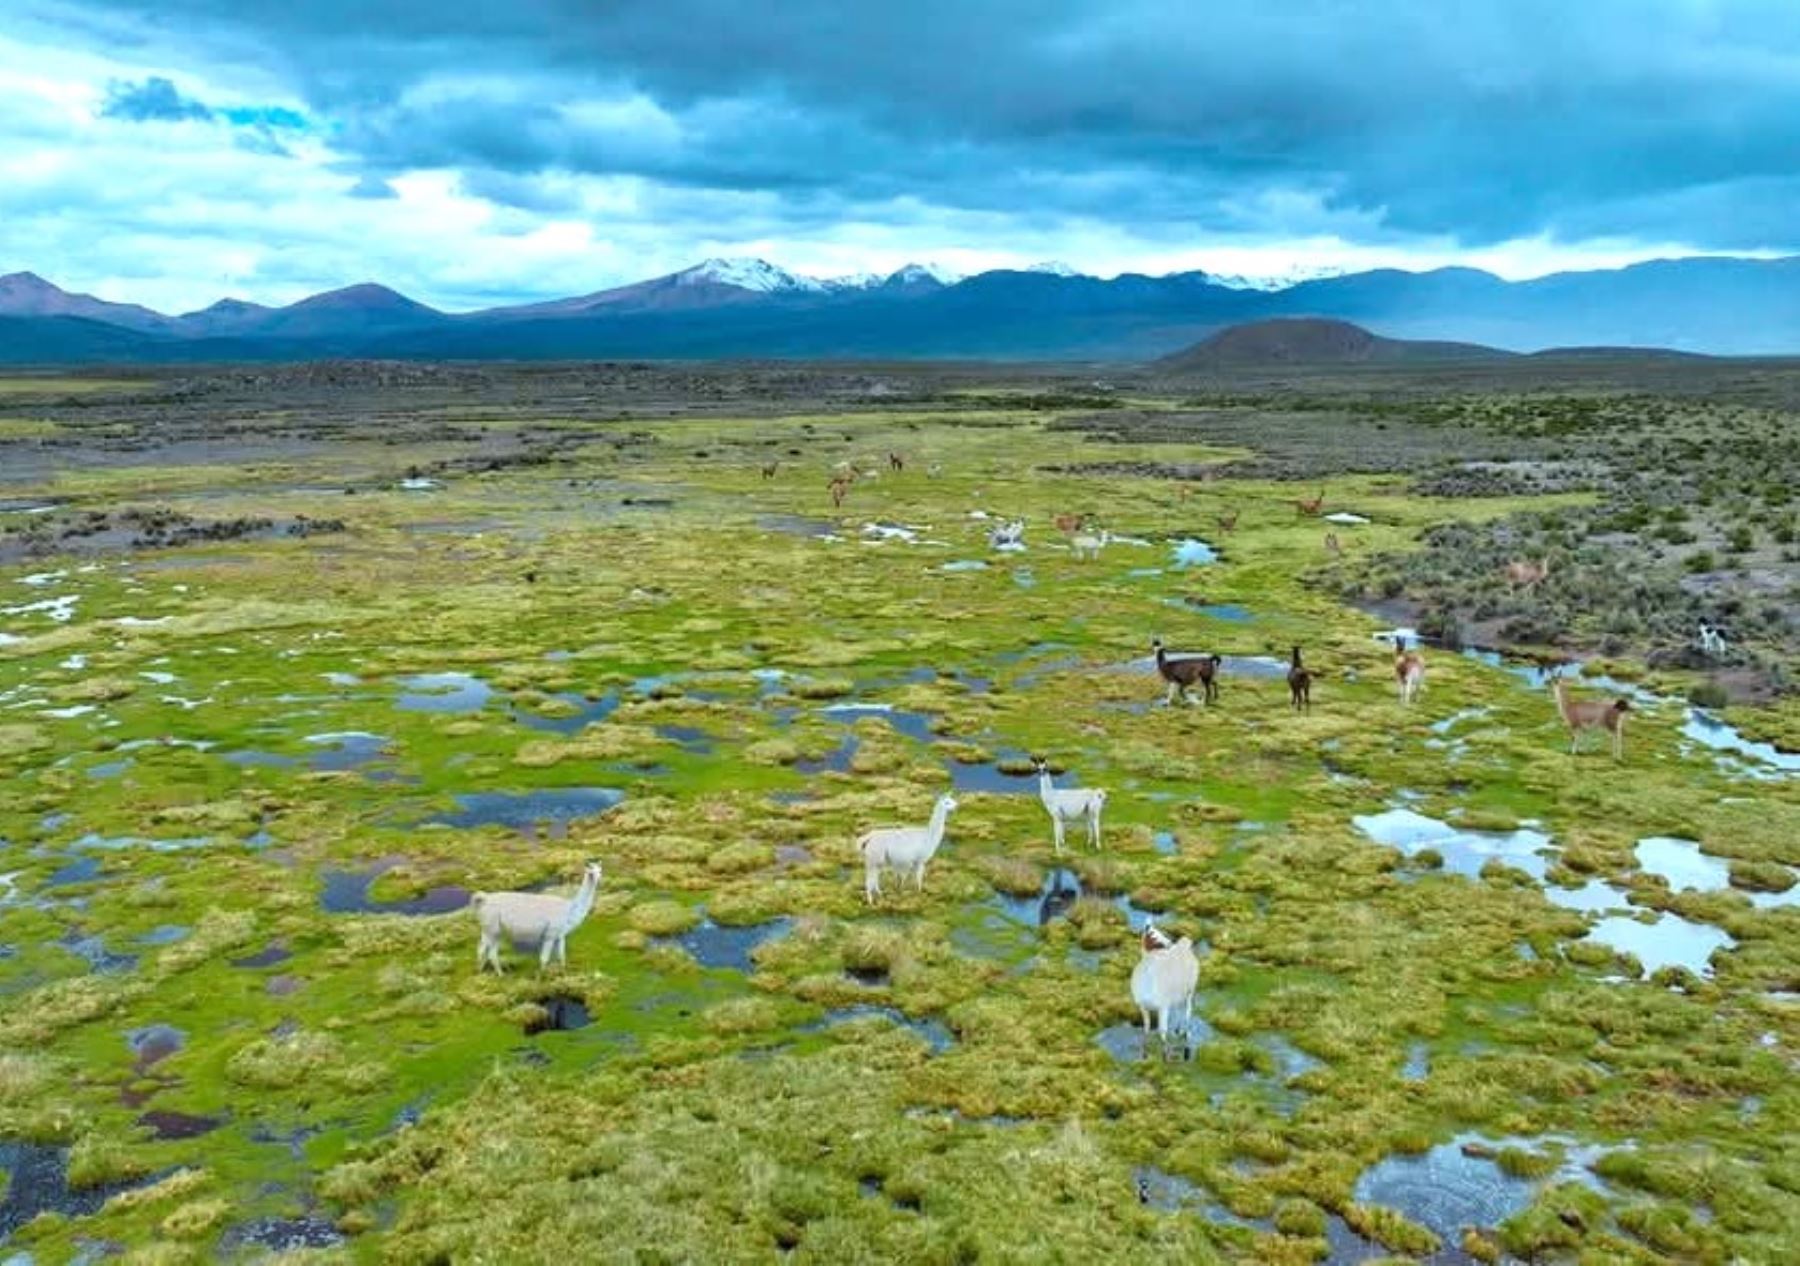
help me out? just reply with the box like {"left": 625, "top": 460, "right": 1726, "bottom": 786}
{"left": 2, "top": 1, "right": 1796, "bottom": 313}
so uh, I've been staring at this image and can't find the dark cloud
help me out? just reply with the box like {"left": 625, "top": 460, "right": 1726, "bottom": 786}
{"left": 46, "top": 1, "right": 1800, "bottom": 250}
{"left": 100, "top": 74, "right": 214, "bottom": 121}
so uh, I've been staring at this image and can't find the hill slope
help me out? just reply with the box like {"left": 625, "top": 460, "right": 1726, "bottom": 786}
{"left": 1154, "top": 318, "right": 1511, "bottom": 371}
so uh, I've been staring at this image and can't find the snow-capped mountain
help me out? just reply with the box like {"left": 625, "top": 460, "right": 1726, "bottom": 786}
{"left": 1024, "top": 261, "right": 1081, "bottom": 277}
{"left": 1205, "top": 264, "right": 1348, "bottom": 292}
{"left": 674, "top": 258, "right": 825, "bottom": 293}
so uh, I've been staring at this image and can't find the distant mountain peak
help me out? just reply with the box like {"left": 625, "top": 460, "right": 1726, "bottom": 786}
{"left": 885, "top": 262, "right": 961, "bottom": 286}
{"left": 292, "top": 282, "right": 434, "bottom": 311}
{"left": 676, "top": 258, "right": 823, "bottom": 293}
{"left": 1024, "top": 260, "right": 1080, "bottom": 277}
{"left": 0, "top": 271, "right": 56, "bottom": 292}
{"left": 1206, "top": 263, "right": 1348, "bottom": 292}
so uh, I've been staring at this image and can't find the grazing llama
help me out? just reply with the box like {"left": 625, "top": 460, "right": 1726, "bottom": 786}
{"left": 1287, "top": 646, "right": 1313, "bottom": 712}
{"left": 1215, "top": 509, "right": 1240, "bottom": 533}
{"left": 1503, "top": 557, "right": 1551, "bottom": 589}
{"left": 888, "top": 452, "right": 905, "bottom": 472}
{"left": 1034, "top": 758, "right": 1107, "bottom": 852}
{"left": 1697, "top": 623, "right": 1727, "bottom": 658}
{"left": 858, "top": 793, "right": 958, "bottom": 905}
{"left": 472, "top": 860, "right": 603, "bottom": 974}
{"left": 761, "top": 460, "right": 778, "bottom": 479}
{"left": 1131, "top": 923, "right": 1200, "bottom": 1057}
{"left": 1152, "top": 638, "right": 1221, "bottom": 706}
{"left": 1295, "top": 489, "right": 1326, "bottom": 516}
{"left": 1070, "top": 528, "right": 1112, "bottom": 561}
{"left": 1395, "top": 640, "right": 1425, "bottom": 706}
{"left": 828, "top": 476, "right": 852, "bottom": 508}
{"left": 1551, "top": 674, "right": 1630, "bottom": 759}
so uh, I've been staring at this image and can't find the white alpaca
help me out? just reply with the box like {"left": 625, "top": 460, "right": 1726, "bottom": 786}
{"left": 1035, "top": 759, "right": 1106, "bottom": 852}
{"left": 472, "top": 860, "right": 603, "bottom": 973}
{"left": 858, "top": 793, "right": 957, "bottom": 905}
{"left": 1070, "top": 528, "right": 1111, "bottom": 561}
{"left": 988, "top": 520, "right": 1025, "bottom": 550}
{"left": 1697, "top": 623, "right": 1727, "bottom": 658}
{"left": 1131, "top": 924, "right": 1200, "bottom": 1056}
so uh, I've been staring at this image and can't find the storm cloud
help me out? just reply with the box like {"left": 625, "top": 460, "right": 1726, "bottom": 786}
{"left": 5, "top": 0, "right": 1797, "bottom": 309}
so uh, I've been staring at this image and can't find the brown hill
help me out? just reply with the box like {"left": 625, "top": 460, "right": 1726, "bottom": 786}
{"left": 1155, "top": 317, "right": 1510, "bottom": 370}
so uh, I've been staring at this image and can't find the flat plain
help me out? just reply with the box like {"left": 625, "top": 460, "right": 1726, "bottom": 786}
{"left": 0, "top": 358, "right": 1796, "bottom": 1264}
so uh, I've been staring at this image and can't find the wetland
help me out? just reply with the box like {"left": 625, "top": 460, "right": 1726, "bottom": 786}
{"left": 0, "top": 358, "right": 1796, "bottom": 1263}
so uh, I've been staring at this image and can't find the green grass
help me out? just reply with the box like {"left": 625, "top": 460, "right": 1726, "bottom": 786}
{"left": 0, "top": 392, "right": 1795, "bottom": 1262}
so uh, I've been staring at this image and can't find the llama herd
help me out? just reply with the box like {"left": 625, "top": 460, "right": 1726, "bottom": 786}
{"left": 467, "top": 468, "right": 1641, "bottom": 1063}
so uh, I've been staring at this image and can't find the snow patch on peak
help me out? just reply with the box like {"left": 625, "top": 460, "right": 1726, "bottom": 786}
{"left": 1206, "top": 264, "right": 1348, "bottom": 292}
{"left": 887, "top": 262, "right": 962, "bottom": 285}
{"left": 1024, "top": 261, "right": 1080, "bottom": 277}
{"left": 676, "top": 258, "right": 823, "bottom": 293}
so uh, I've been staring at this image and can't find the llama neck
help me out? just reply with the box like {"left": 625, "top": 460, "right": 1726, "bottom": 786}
{"left": 927, "top": 802, "right": 951, "bottom": 843}
{"left": 561, "top": 873, "right": 599, "bottom": 932}
{"left": 1038, "top": 769, "right": 1056, "bottom": 805}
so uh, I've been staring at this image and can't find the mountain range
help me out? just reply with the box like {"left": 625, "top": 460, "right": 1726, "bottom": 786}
{"left": 3, "top": 254, "right": 1799, "bottom": 364}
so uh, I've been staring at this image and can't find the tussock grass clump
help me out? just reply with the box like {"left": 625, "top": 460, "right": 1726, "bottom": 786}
{"left": 158, "top": 1198, "right": 231, "bottom": 1239}
{"left": 225, "top": 1030, "right": 385, "bottom": 1092}
{"left": 791, "top": 677, "right": 854, "bottom": 699}
{"left": 627, "top": 899, "right": 700, "bottom": 936}
{"left": 981, "top": 855, "right": 1043, "bottom": 897}
{"left": 101, "top": 1169, "right": 210, "bottom": 1216}
{"left": 1729, "top": 859, "right": 1795, "bottom": 893}
{"left": 153, "top": 908, "right": 259, "bottom": 975}
{"left": 67, "top": 1132, "right": 154, "bottom": 1190}
{"left": 703, "top": 997, "right": 783, "bottom": 1035}
{"left": 1341, "top": 1201, "right": 1439, "bottom": 1257}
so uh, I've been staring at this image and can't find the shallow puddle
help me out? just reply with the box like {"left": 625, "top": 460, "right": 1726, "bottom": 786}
{"left": 804, "top": 1004, "right": 955, "bottom": 1054}
{"left": 319, "top": 859, "right": 472, "bottom": 916}
{"left": 1170, "top": 538, "right": 1218, "bottom": 566}
{"left": 512, "top": 692, "right": 619, "bottom": 735}
{"left": 1544, "top": 878, "right": 1632, "bottom": 914}
{"left": 1353, "top": 1134, "right": 1610, "bottom": 1248}
{"left": 1139, "top": 1166, "right": 1268, "bottom": 1230}
{"left": 0, "top": 1141, "right": 148, "bottom": 1238}
{"left": 421, "top": 787, "right": 623, "bottom": 835}
{"left": 661, "top": 916, "right": 792, "bottom": 972}
{"left": 523, "top": 993, "right": 592, "bottom": 1035}
{"left": 1681, "top": 711, "right": 1800, "bottom": 776}
{"left": 139, "top": 1109, "right": 224, "bottom": 1140}
{"left": 818, "top": 702, "right": 938, "bottom": 745}
{"left": 1582, "top": 913, "right": 1735, "bottom": 978}
{"left": 1353, "top": 807, "right": 1554, "bottom": 880}
{"left": 218, "top": 1216, "right": 345, "bottom": 1253}
{"left": 394, "top": 672, "right": 493, "bottom": 713}
{"left": 127, "top": 1023, "right": 185, "bottom": 1073}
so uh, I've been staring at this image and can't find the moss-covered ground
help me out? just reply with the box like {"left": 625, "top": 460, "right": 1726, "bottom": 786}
{"left": 0, "top": 374, "right": 1795, "bottom": 1263}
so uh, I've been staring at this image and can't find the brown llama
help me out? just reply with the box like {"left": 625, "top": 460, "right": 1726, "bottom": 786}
{"left": 1215, "top": 509, "right": 1240, "bottom": 533}
{"left": 888, "top": 452, "right": 905, "bottom": 472}
{"left": 761, "top": 460, "right": 778, "bottom": 479}
{"left": 1324, "top": 532, "right": 1343, "bottom": 556}
{"left": 1395, "top": 641, "right": 1425, "bottom": 706}
{"left": 1503, "top": 557, "right": 1551, "bottom": 589}
{"left": 1296, "top": 489, "right": 1325, "bottom": 516}
{"left": 1287, "top": 645, "right": 1313, "bottom": 711}
{"left": 1551, "top": 675, "right": 1630, "bottom": 759}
